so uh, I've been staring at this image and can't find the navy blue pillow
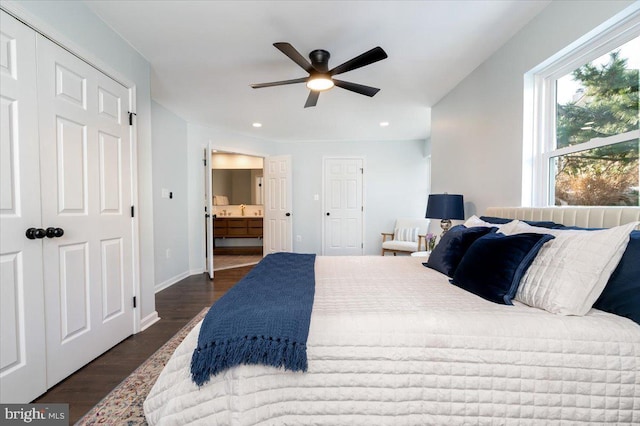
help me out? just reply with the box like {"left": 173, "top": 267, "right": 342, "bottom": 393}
{"left": 451, "top": 232, "right": 555, "bottom": 305}
{"left": 425, "top": 225, "right": 497, "bottom": 277}
{"left": 593, "top": 230, "right": 640, "bottom": 326}
{"left": 479, "top": 216, "right": 565, "bottom": 229}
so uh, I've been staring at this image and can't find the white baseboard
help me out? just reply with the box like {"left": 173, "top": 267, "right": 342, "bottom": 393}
{"left": 155, "top": 270, "right": 190, "bottom": 293}
{"left": 140, "top": 311, "right": 160, "bottom": 332}
{"left": 190, "top": 267, "right": 205, "bottom": 275}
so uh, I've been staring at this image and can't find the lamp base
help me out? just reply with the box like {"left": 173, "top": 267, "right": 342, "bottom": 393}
{"left": 440, "top": 219, "right": 453, "bottom": 234}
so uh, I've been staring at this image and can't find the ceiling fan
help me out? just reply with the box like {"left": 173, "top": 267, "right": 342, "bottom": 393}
{"left": 250, "top": 42, "right": 388, "bottom": 108}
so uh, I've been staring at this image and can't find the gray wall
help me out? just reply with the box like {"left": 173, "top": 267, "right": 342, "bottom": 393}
{"left": 8, "top": 0, "right": 157, "bottom": 325}
{"left": 430, "top": 0, "right": 635, "bottom": 217}
{"left": 151, "top": 101, "right": 190, "bottom": 289}
{"left": 274, "top": 139, "right": 430, "bottom": 255}
{"left": 187, "top": 123, "right": 431, "bottom": 263}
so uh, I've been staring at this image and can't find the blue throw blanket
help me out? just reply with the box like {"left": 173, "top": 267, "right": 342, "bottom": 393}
{"left": 191, "top": 252, "right": 316, "bottom": 386}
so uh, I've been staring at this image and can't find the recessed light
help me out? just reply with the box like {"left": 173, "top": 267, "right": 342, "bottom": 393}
{"left": 252, "top": 122, "right": 262, "bottom": 128}
{"left": 379, "top": 121, "right": 390, "bottom": 127}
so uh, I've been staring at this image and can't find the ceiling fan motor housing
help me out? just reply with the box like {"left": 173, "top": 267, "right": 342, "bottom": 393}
{"left": 309, "top": 49, "right": 330, "bottom": 72}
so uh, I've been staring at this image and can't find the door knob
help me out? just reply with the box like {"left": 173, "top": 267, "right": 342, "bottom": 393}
{"left": 285, "top": 212, "right": 291, "bottom": 217}
{"left": 326, "top": 212, "right": 330, "bottom": 216}
{"left": 26, "top": 228, "right": 46, "bottom": 239}
{"left": 46, "top": 227, "right": 64, "bottom": 238}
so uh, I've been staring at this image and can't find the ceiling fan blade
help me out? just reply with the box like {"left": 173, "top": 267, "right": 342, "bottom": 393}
{"left": 250, "top": 77, "right": 307, "bottom": 89}
{"left": 274, "top": 42, "right": 316, "bottom": 73}
{"left": 304, "top": 91, "right": 320, "bottom": 108}
{"left": 329, "top": 46, "right": 388, "bottom": 76}
{"left": 333, "top": 79, "right": 380, "bottom": 97}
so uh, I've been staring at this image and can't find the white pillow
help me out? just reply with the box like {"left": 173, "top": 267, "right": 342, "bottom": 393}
{"left": 463, "top": 215, "right": 516, "bottom": 230}
{"left": 463, "top": 215, "right": 489, "bottom": 227}
{"left": 394, "top": 227, "right": 419, "bottom": 242}
{"left": 503, "top": 220, "right": 638, "bottom": 315}
{"left": 496, "top": 219, "right": 521, "bottom": 234}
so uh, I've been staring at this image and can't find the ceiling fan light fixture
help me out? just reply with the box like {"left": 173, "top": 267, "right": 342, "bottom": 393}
{"left": 306, "top": 75, "right": 334, "bottom": 91}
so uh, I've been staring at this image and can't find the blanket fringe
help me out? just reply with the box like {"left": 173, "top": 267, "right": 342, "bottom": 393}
{"left": 190, "top": 336, "right": 308, "bottom": 386}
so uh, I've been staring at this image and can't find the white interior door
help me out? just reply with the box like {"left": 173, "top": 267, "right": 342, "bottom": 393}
{"left": 205, "top": 145, "right": 214, "bottom": 278}
{"left": 36, "top": 35, "right": 134, "bottom": 387}
{"left": 264, "top": 155, "right": 292, "bottom": 254}
{"left": 0, "top": 11, "right": 47, "bottom": 403}
{"left": 323, "top": 158, "right": 364, "bottom": 255}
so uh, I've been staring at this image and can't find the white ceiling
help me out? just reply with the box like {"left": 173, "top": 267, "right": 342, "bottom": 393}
{"left": 85, "top": 0, "right": 550, "bottom": 143}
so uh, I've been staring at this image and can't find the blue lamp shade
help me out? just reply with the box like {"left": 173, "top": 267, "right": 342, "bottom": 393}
{"left": 425, "top": 194, "right": 465, "bottom": 220}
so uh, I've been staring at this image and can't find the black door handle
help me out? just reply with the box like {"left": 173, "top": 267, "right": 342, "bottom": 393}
{"left": 326, "top": 212, "right": 330, "bottom": 216}
{"left": 26, "top": 228, "right": 46, "bottom": 239}
{"left": 285, "top": 212, "right": 291, "bottom": 217}
{"left": 46, "top": 227, "right": 64, "bottom": 238}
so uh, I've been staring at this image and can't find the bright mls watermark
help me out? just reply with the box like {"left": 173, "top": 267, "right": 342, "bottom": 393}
{"left": 1, "top": 404, "right": 68, "bottom": 425}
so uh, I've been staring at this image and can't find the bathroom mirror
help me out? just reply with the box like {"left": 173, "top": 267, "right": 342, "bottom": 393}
{"left": 212, "top": 169, "right": 263, "bottom": 205}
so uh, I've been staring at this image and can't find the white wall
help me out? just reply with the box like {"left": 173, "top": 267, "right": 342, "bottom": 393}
{"left": 4, "top": 0, "right": 158, "bottom": 326}
{"left": 274, "top": 139, "right": 431, "bottom": 255}
{"left": 151, "top": 101, "right": 190, "bottom": 290}
{"left": 430, "top": 0, "right": 634, "bottom": 217}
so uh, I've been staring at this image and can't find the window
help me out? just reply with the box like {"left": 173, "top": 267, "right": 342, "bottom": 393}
{"left": 525, "top": 8, "right": 640, "bottom": 206}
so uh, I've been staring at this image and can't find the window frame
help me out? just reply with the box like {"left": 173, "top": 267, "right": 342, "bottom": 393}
{"left": 523, "top": 5, "right": 640, "bottom": 206}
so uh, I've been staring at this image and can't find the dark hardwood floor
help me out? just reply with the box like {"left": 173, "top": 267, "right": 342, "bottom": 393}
{"left": 34, "top": 265, "right": 253, "bottom": 424}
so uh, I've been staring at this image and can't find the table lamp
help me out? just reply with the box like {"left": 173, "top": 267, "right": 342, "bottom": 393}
{"left": 425, "top": 193, "right": 464, "bottom": 234}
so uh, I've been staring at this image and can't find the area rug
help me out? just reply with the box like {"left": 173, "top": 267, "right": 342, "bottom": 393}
{"left": 75, "top": 307, "right": 209, "bottom": 425}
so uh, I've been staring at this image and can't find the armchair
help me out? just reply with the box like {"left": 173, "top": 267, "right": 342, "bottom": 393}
{"left": 381, "top": 218, "right": 431, "bottom": 256}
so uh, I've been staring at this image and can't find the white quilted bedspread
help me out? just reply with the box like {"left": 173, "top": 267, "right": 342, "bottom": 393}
{"left": 144, "top": 256, "right": 640, "bottom": 425}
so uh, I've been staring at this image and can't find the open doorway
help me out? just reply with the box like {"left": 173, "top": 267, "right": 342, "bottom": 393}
{"left": 207, "top": 152, "right": 264, "bottom": 271}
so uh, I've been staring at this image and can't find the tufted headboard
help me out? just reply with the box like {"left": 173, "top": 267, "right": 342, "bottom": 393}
{"left": 484, "top": 206, "right": 640, "bottom": 228}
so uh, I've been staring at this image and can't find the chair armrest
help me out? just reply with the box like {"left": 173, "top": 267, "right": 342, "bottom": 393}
{"left": 381, "top": 232, "right": 394, "bottom": 243}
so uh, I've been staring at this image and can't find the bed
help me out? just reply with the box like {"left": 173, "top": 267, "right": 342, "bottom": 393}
{"left": 144, "top": 207, "right": 640, "bottom": 425}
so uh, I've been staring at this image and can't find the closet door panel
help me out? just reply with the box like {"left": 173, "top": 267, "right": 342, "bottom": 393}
{"left": 56, "top": 116, "right": 88, "bottom": 214}
{"left": 37, "top": 34, "right": 134, "bottom": 388}
{"left": 0, "top": 11, "right": 47, "bottom": 403}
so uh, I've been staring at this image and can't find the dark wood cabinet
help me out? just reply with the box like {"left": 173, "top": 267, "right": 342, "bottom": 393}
{"left": 214, "top": 217, "right": 263, "bottom": 238}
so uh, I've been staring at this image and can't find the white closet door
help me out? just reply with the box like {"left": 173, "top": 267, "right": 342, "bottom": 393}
{"left": 0, "top": 10, "right": 47, "bottom": 403}
{"left": 264, "top": 155, "right": 292, "bottom": 254}
{"left": 36, "top": 35, "right": 134, "bottom": 387}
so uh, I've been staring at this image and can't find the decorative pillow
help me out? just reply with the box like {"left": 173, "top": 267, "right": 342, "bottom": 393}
{"left": 424, "top": 225, "right": 497, "bottom": 277}
{"left": 503, "top": 220, "right": 638, "bottom": 315}
{"left": 593, "top": 230, "right": 640, "bottom": 326}
{"left": 480, "top": 216, "right": 565, "bottom": 229}
{"left": 394, "top": 227, "right": 419, "bottom": 242}
{"left": 451, "top": 232, "right": 555, "bottom": 305}
{"left": 463, "top": 215, "right": 512, "bottom": 229}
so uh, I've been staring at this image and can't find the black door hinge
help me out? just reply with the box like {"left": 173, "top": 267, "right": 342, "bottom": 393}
{"left": 203, "top": 158, "right": 207, "bottom": 167}
{"left": 133, "top": 296, "right": 137, "bottom": 308}
{"left": 131, "top": 206, "right": 135, "bottom": 218}
{"left": 128, "top": 111, "right": 137, "bottom": 126}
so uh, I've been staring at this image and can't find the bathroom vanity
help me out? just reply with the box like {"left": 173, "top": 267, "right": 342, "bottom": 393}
{"left": 214, "top": 217, "right": 263, "bottom": 239}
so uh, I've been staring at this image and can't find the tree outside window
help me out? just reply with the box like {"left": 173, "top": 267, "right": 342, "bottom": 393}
{"left": 552, "top": 37, "right": 639, "bottom": 206}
